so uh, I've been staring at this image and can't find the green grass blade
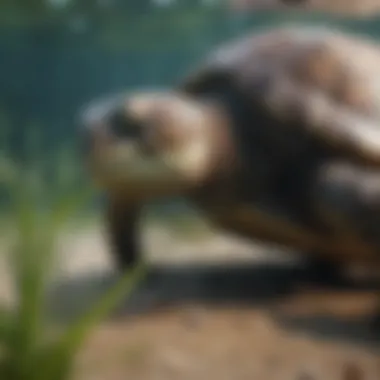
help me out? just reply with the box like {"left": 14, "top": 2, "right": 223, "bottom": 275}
{"left": 49, "top": 187, "right": 95, "bottom": 232}
{"left": 0, "top": 308, "right": 14, "bottom": 347}
{"left": 6, "top": 176, "right": 93, "bottom": 372}
{"left": 9, "top": 212, "right": 48, "bottom": 370}
{"left": 40, "top": 263, "right": 146, "bottom": 380}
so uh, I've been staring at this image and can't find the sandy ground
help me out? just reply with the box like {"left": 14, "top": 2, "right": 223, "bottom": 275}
{"left": 1, "top": 219, "right": 380, "bottom": 379}
{"left": 76, "top": 306, "right": 380, "bottom": 380}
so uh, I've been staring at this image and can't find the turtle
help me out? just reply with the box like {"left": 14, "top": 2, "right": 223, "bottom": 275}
{"left": 80, "top": 25, "right": 380, "bottom": 282}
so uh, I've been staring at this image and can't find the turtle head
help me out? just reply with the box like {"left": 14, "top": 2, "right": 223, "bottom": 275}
{"left": 80, "top": 90, "right": 220, "bottom": 200}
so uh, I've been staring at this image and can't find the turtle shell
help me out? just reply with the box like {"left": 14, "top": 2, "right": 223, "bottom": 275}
{"left": 177, "top": 25, "right": 380, "bottom": 263}
{"left": 180, "top": 25, "right": 380, "bottom": 167}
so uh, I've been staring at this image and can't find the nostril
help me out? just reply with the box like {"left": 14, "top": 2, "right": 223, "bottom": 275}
{"left": 109, "top": 108, "right": 131, "bottom": 138}
{"left": 79, "top": 95, "right": 142, "bottom": 140}
{"left": 108, "top": 107, "right": 142, "bottom": 139}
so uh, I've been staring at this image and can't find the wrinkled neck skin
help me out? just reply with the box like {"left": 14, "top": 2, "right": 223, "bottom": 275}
{"left": 187, "top": 103, "right": 242, "bottom": 207}
{"left": 89, "top": 99, "right": 237, "bottom": 203}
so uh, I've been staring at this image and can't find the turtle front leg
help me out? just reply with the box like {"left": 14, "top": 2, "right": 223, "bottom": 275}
{"left": 105, "top": 197, "right": 142, "bottom": 272}
{"left": 314, "top": 161, "right": 380, "bottom": 329}
{"left": 300, "top": 256, "right": 347, "bottom": 286}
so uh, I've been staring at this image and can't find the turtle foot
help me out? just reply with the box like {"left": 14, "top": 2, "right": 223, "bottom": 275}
{"left": 300, "top": 256, "right": 349, "bottom": 287}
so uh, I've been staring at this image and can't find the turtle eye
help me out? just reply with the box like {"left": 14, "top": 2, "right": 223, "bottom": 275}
{"left": 109, "top": 108, "right": 142, "bottom": 140}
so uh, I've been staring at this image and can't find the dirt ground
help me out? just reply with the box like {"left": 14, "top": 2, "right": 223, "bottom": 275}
{"left": 76, "top": 305, "right": 380, "bottom": 380}
{"left": 1, "top": 219, "right": 380, "bottom": 380}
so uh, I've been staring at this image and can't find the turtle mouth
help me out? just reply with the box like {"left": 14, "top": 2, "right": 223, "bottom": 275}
{"left": 88, "top": 140, "right": 190, "bottom": 197}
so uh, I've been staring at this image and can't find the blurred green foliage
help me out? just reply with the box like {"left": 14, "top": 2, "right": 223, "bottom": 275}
{"left": 0, "top": 112, "right": 91, "bottom": 218}
{"left": 0, "top": 136, "right": 145, "bottom": 379}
